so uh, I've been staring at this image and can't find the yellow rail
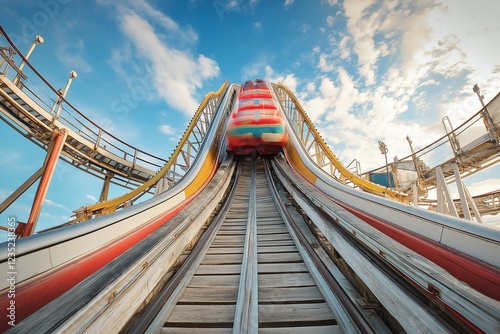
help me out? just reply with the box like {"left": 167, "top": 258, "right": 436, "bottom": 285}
{"left": 75, "top": 81, "right": 229, "bottom": 220}
{"left": 276, "top": 82, "right": 407, "bottom": 202}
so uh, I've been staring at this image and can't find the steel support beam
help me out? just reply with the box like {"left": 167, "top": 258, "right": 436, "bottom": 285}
{"left": 435, "top": 166, "right": 459, "bottom": 217}
{"left": 99, "top": 172, "right": 113, "bottom": 202}
{"left": 452, "top": 163, "right": 483, "bottom": 223}
{"left": 22, "top": 129, "right": 68, "bottom": 237}
{"left": 0, "top": 166, "right": 44, "bottom": 214}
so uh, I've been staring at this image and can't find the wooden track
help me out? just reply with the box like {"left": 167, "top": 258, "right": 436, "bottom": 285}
{"left": 154, "top": 160, "right": 339, "bottom": 333}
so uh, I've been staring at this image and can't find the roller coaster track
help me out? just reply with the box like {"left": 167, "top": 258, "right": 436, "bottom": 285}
{"left": 8, "top": 158, "right": 499, "bottom": 333}
{"left": 272, "top": 82, "right": 408, "bottom": 203}
{"left": 73, "top": 81, "right": 232, "bottom": 221}
{"left": 0, "top": 27, "right": 165, "bottom": 190}
{"left": 1, "top": 27, "right": 499, "bottom": 333}
{"left": 363, "top": 91, "right": 500, "bottom": 212}
{"left": 0, "top": 26, "right": 233, "bottom": 222}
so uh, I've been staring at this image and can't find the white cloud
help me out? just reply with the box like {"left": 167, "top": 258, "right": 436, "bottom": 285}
{"left": 0, "top": 151, "right": 21, "bottom": 165}
{"left": 103, "top": 1, "right": 220, "bottom": 116}
{"left": 242, "top": 57, "right": 275, "bottom": 79}
{"left": 129, "top": 0, "right": 198, "bottom": 43}
{"left": 425, "top": 0, "right": 500, "bottom": 96}
{"left": 56, "top": 39, "right": 93, "bottom": 74}
{"left": 297, "top": 0, "right": 499, "bottom": 174}
{"left": 85, "top": 194, "right": 97, "bottom": 202}
{"left": 43, "top": 198, "right": 72, "bottom": 212}
{"left": 326, "top": 15, "right": 334, "bottom": 28}
{"left": 227, "top": 0, "right": 240, "bottom": 10}
{"left": 338, "top": 35, "right": 351, "bottom": 59}
{"left": 465, "top": 178, "right": 500, "bottom": 197}
{"left": 318, "top": 53, "right": 335, "bottom": 72}
{"left": 159, "top": 124, "right": 176, "bottom": 135}
{"left": 343, "top": 0, "right": 381, "bottom": 85}
{"left": 269, "top": 71, "right": 298, "bottom": 93}
{"left": 285, "top": 0, "right": 294, "bottom": 7}
{"left": 254, "top": 22, "right": 262, "bottom": 31}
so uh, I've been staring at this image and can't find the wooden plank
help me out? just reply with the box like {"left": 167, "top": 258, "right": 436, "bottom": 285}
{"left": 188, "top": 275, "right": 240, "bottom": 287}
{"left": 202, "top": 253, "right": 243, "bottom": 265}
{"left": 257, "top": 218, "right": 284, "bottom": 224}
{"left": 258, "top": 262, "right": 307, "bottom": 273}
{"left": 161, "top": 324, "right": 340, "bottom": 333}
{"left": 257, "top": 227, "right": 290, "bottom": 234}
{"left": 258, "top": 252, "right": 303, "bottom": 263}
{"left": 259, "top": 273, "right": 316, "bottom": 288}
{"left": 259, "top": 286, "right": 325, "bottom": 302}
{"left": 259, "top": 303, "right": 335, "bottom": 323}
{"left": 197, "top": 264, "right": 242, "bottom": 275}
{"left": 217, "top": 230, "right": 247, "bottom": 235}
{"left": 222, "top": 219, "right": 248, "bottom": 224}
{"left": 209, "top": 244, "right": 245, "bottom": 249}
{"left": 211, "top": 235, "right": 246, "bottom": 243}
{"left": 258, "top": 233, "right": 293, "bottom": 241}
{"left": 258, "top": 239, "right": 295, "bottom": 247}
{"left": 257, "top": 245, "right": 298, "bottom": 253}
{"left": 233, "top": 161, "right": 259, "bottom": 333}
{"left": 220, "top": 225, "right": 247, "bottom": 231}
{"left": 166, "top": 304, "right": 236, "bottom": 323}
{"left": 161, "top": 328, "right": 232, "bottom": 334}
{"left": 259, "top": 325, "right": 341, "bottom": 334}
{"left": 206, "top": 247, "right": 244, "bottom": 254}
{"left": 257, "top": 223, "right": 285, "bottom": 229}
{"left": 178, "top": 286, "right": 238, "bottom": 303}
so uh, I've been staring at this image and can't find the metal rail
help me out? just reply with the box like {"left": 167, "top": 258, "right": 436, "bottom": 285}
{"left": 124, "top": 162, "right": 243, "bottom": 332}
{"left": 0, "top": 27, "right": 234, "bottom": 224}
{"left": 362, "top": 91, "right": 500, "bottom": 214}
{"left": 272, "top": 156, "right": 500, "bottom": 333}
{"left": 131, "top": 159, "right": 376, "bottom": 333}
{"left": 0, "top": 25, "right": 167, "bottom": 187}
{"left": 271, "top": 82, "right": 408, "bottom": 203}
{"left": 8, "top": 159, "right": 498, "bottom": 333}
{"left": 263, "top": 159, "right": 376, "bottom": 334}
{"left": 73, "top": 81, "right": 231, "bottom": 221}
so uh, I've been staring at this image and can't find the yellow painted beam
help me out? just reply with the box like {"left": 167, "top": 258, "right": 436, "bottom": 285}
{"left": 283, "top": 139, "right": 317, "bottom": 185}
{"left": 276, "top": 82, "right": 408, "bottom": 203}
{"left": 77, "top": 81, "right": 229, "bottom": 219}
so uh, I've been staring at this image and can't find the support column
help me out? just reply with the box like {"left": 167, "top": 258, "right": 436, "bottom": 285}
{"left": 22, "top": 129, "right": 68, "bottom": 237}
{"left": 473, "top": 84, "right": 498, "bottom": 143}
{"left": 435, "top": 166, "right": 459, "bottom": 217}
{"left": 412, "top": 181, "right": 418, "bottom": 207}
{"left": 452, "top": 163, "right": 483, "bottom": 223}
{"left": 99, "top": 172, "right": 113, "bottom": 202}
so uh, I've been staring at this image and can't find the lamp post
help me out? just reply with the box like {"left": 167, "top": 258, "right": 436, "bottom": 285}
{"left": 51, "top": 70, "right": 77, "bottom": 122}
{"left": 473, "top": 84, "right": 497, "bottom": 143}
{"left": 378, "top": 140, "right": 392, "bottom": 188}
{"left": 13, "top": 35, "right": 44, "bottom": 85}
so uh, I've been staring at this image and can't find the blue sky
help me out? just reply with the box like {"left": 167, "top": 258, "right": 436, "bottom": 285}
{"left": 1, "top": 0, "right": 499, "bottom": 236}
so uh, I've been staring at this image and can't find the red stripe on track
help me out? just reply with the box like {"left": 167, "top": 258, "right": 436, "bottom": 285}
{"left": 0, "top": 201, "right": 187, "bottom": 331}
{"left": 336, "top": 201, "right": 500, "bottom": 301}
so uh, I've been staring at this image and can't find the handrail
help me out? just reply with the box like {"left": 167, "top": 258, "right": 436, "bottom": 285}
{"left": 364, "top": 92, "right": 500, "bottom": 175}
{"left": 0, "top": 25, "right": 167, "bottom": 166}
{"left": 74, "top": 80, "right": 229, "bottom": 220}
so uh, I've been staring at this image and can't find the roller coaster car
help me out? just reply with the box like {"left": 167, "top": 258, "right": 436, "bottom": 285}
{"left": 226, "top": 79, "right": 287, "bottom": 156}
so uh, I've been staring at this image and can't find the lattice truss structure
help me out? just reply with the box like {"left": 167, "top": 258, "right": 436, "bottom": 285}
{"left": 271, "top": 82, "right": 405, "bottom": 202}
{"left": 75, "top": 81, "right": 234, "bottom": 221}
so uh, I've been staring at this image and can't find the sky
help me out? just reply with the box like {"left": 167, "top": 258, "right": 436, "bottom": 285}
{"left": 1, "top": 0, "right": 499, "bottom": 236}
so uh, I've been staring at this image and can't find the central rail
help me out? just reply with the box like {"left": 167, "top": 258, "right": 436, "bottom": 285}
{"left": 8, "top": 158, "right": 498, "bottom": 333}
{"left": 132, "top": 159, "right": 354, "bottom": 333}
